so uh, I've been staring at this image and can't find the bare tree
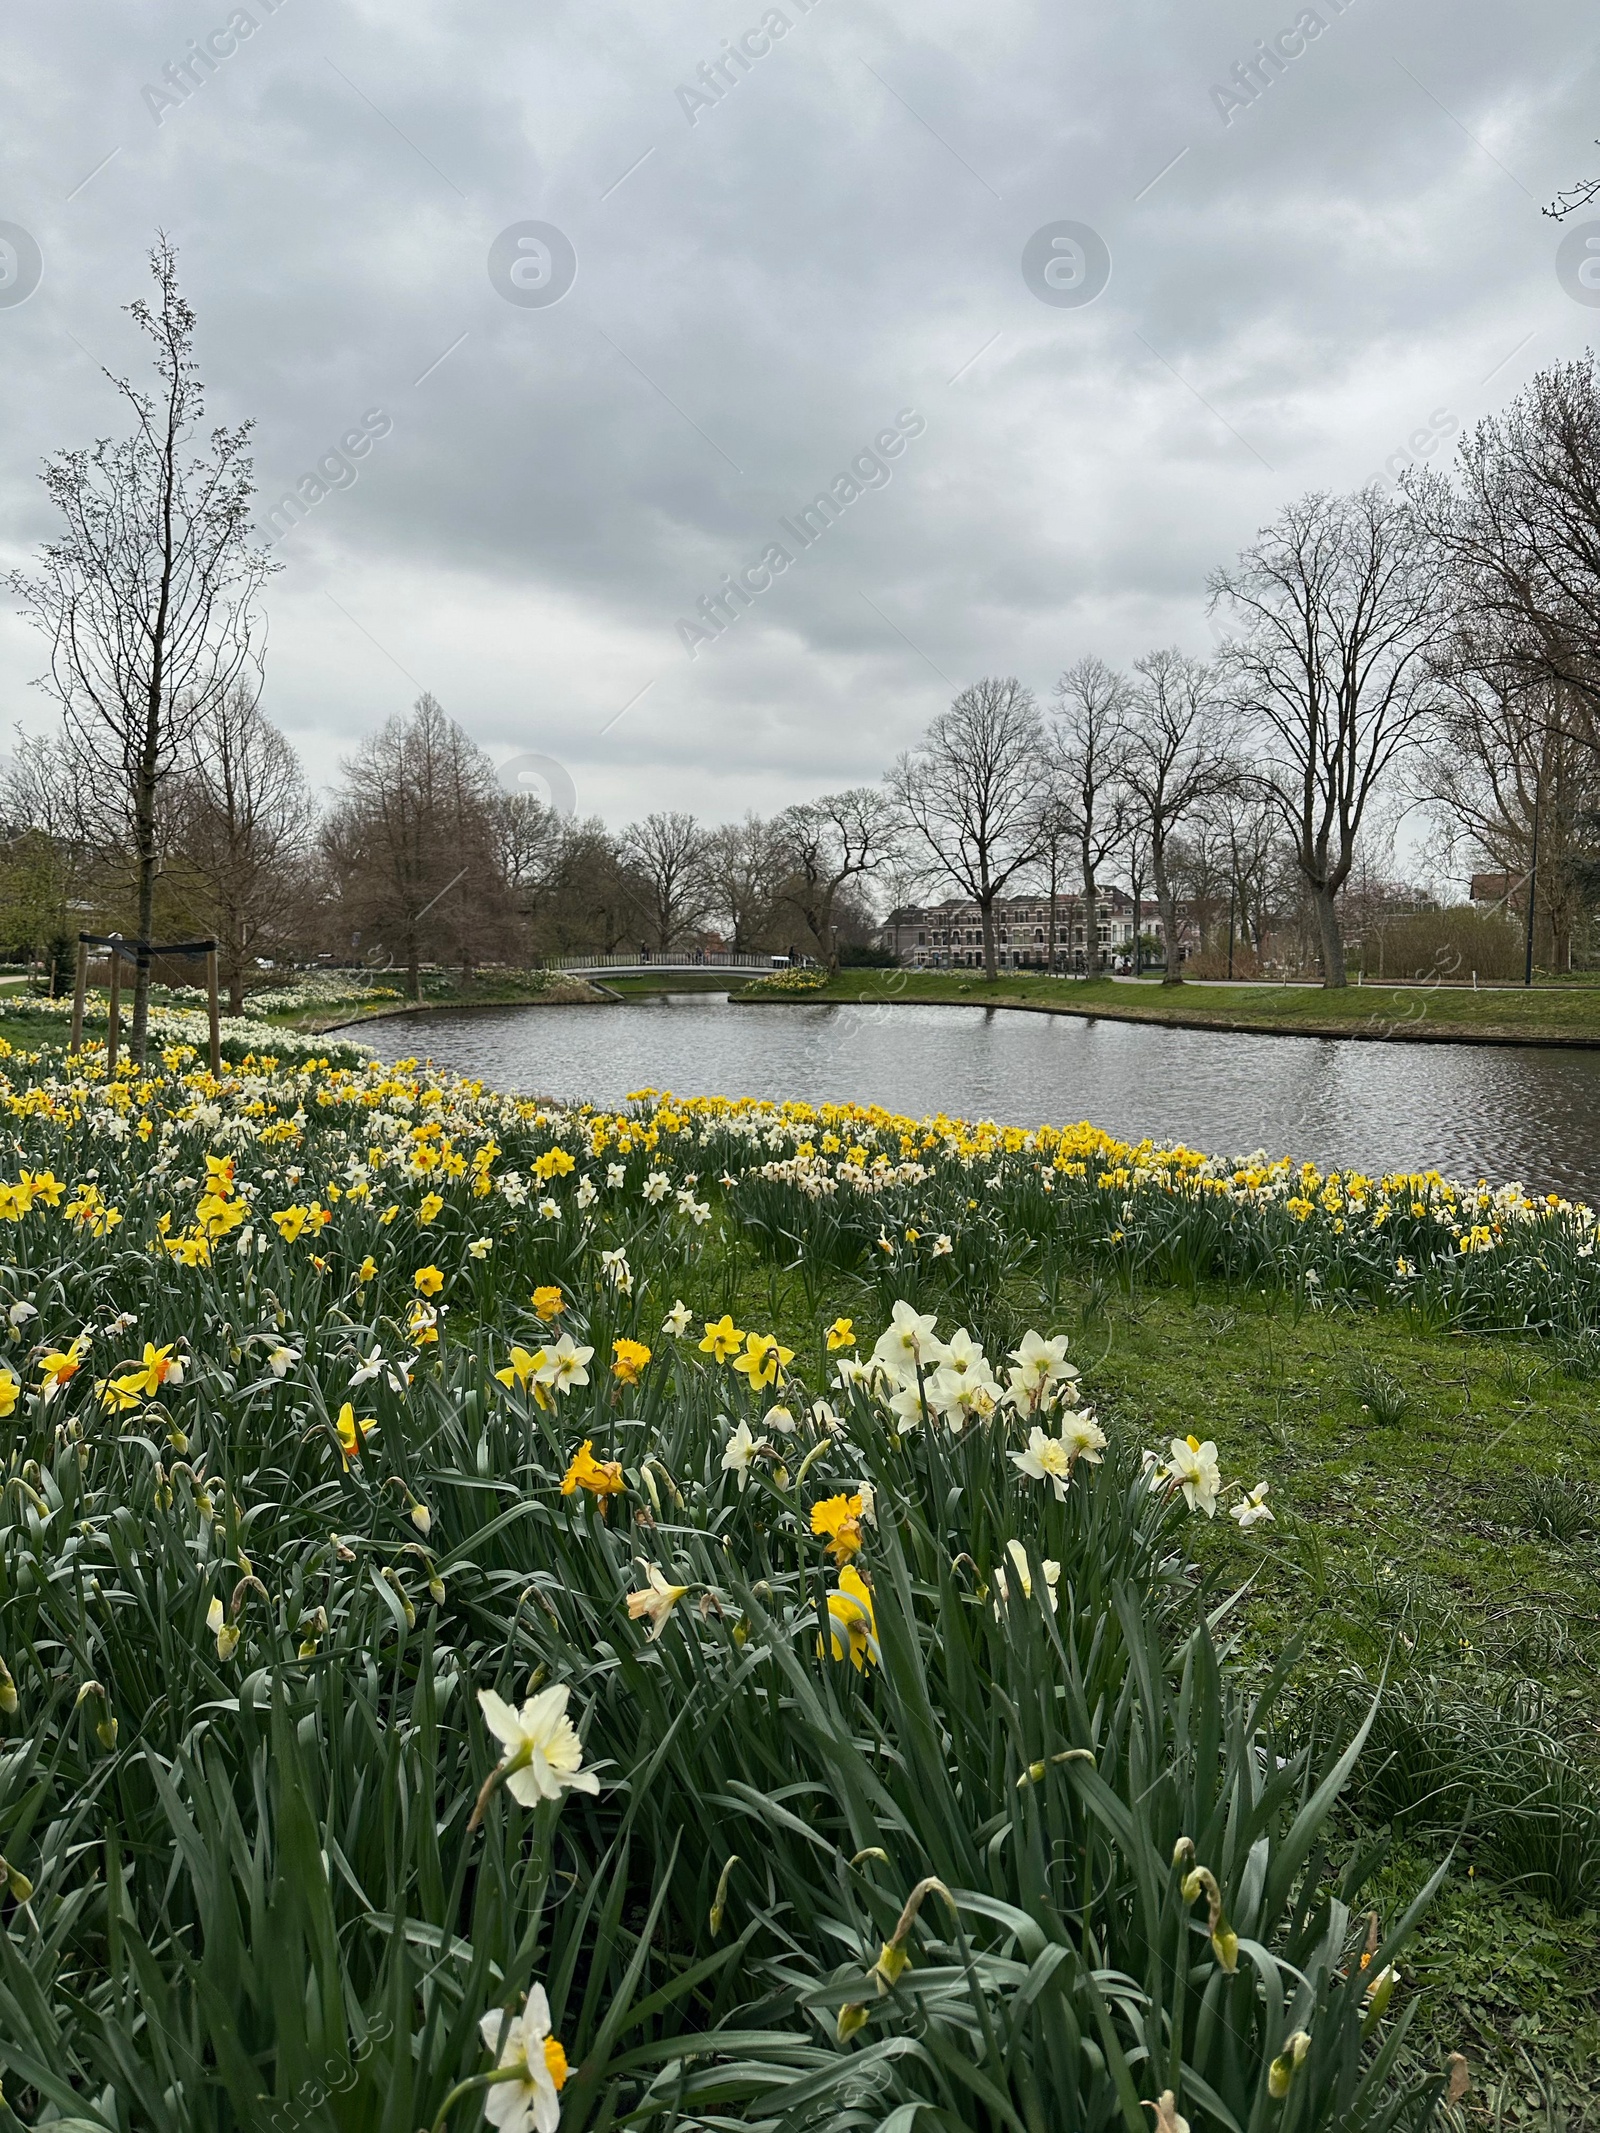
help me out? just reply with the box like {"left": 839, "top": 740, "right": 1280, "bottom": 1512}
{"left": 776, "top": 789, "right": 897, "bottom": 969}
{"left": 169, "top": 689, "right": 313, "bottom": 1011}
{"left": 1050, "top": 656, "right": 1130, "bottom": 974}
{"left": 8, "top": 237, "right": 272, "bottom": 1060}
{"left": 703, "top": 814, "right": 788, "bottom": 951}
{"left": 1210, "top": 488, "right": 1450, "bottom": 988}
{"left": 1425, "top": 359, "right": 1600, "bottom": 726}
{"left": 889, "top": 678, "right": 1046, "bottom": 980}
{"left": 1123, "top": 650, "right": 1235, "bottom": 985}
{"left": 325, "top": 694, "right": 511, "bottom": 997}
{"left": 622, "top": 811, "right": 711, "bottom": 951}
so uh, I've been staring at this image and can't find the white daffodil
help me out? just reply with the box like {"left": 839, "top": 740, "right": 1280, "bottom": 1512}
{"left": 661, "top": 1298, "right": 693, "bottom": 1337}
{"left": 348, "top": 1344, "right": 387, "bottom": 1387}
{"left": 574, "top": 1177, "right": 598, "bottom": 1209}
{"left": 8, "top": 1301, "right": 38, "bottom": 1330}
{"left": 931, "top": 1233, "right": 953, "bottom": 1257}
{"left": 1011, "top": 1423, "right": 1079, "bottom": 1500}
{"left": 833, "top": 1355, "right": 873, "bottom": 1390}
{"left": 606, "top": 1163, "right": 627, "bottom": 1189}
{"left": 642, "top": 1171, "right": 670, "bottom": 1204}
{"left": 762, "top": 1402, "right": 797, "bottom": 1435}
{"left": 477, "top": 1682, "right": 599, "bottom": 1806}
{"left": 536, "top": 1334, "right": 594, "bottom": 1394}
{"left": 468, "top": 1236, "right": 493, "bottom": 1259}
{"left": 885, "top": 1381, "right": 929, "bottom": 1436}
{"left": 721, "top": 1417, "right": 765, "bottom": 1487}
{"left": 1230, "top": 1481, "right": 1273, "bottom": 1529}
{"left": 478, "top": 1984, "right": 568, "bottom": 2133}
{"left": 1059, "top": 1409, "right": 1108, "bottom": 1465}
{"left": 809, "top": 1397, "right": 846, "bottom": 1436}
{"left": 994, "top": 1538, "right": 1061, "bottom": 1614}
{"left": 626, "top": 1562, "right": 689, "bottom": 1638}
{"left": 266, "top": 1342, "right": 301, "bottom": 1379}
{"left": 599, "top": 1247, "right": 632, "bottom": 1294}
{"left": 1168, "top": 1435, "right": 1222, "bottom": 1517}
{"left": 538, "top": 1197, "right": 560, "bottom": 1221}
{"left": 871, "top": 1300, "right": 945, "bottom": 1382}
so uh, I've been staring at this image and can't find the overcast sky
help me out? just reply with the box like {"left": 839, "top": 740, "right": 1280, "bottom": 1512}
{"left": 3, "top": 0, "right": 1598, "bottom": 839}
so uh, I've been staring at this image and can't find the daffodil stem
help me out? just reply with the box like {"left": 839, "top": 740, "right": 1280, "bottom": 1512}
{"left": 428, "top": 2066, "right": 528, "bottom": 2133}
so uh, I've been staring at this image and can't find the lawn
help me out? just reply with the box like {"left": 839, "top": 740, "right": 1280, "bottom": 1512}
{"left": 0, "top": 1040, "right": 1591, "bottom": 2128}
{"left": 752, "top": 968, "right": 1600, "bottom": 1047}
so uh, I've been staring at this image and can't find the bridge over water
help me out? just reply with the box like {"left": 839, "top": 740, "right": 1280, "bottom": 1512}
{"left": 550, "top": 952, "right": 802, "bottom": 980}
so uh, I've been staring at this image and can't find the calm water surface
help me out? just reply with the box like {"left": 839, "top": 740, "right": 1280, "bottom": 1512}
{"left": 368, "top": 995, "right": 1600, "bottom": 1201}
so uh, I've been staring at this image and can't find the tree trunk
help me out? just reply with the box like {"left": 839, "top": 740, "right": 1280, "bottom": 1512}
{"left": 1312, "top": 883, "right": 1346, "bottom": 987}
{"left": 1152, "top": 843, "right": 1181, "bottom": 985}
{"left": 1081, "top": 838, "right": 1098, "bottom": 981}
{"left": 407, "top": 925, "right": 421, "bottom": 1002}
{"left": 979, "top": 898, "right": 997, "bottom": 980}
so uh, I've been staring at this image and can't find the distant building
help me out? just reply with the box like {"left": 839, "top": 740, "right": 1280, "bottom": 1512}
{"left": 1469, "top": 872, "right": 1517, "bottom": 910}
{"left": 878, "top": 888, "right": 1157, "bottom": 971}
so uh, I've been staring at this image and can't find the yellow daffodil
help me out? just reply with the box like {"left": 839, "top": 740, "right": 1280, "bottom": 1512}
{"left": 698, "top": 1313, "right": 744, "bottom": 1362}
{"left": 38, "top": 1337, "right": 89, "bottom": 1403}
{"left": 530, "top": 1285, "right": 564, "bottom": 1320}
{"left": 610, "top": 1337, "right": 651, "bottom": 1386}
{"left": 334, "top": 1402, "right": 377, "bottom": 1466}
{"left": 731, "top": 1331, "right": 793, "bottom": 1390}
{"left": 418, "top": 1192, "right": 445, "bottom": 1223}
{"left": 561, "top": 1439, "right": 625, "bottom": 1499}
{"left": 0, "top": 1369, "right": 17, "bottom": 1418}
{"left": 413, "top": 1264, "right": 445, "bottom": 1296}
{"left": 825, "top": 1317, "right": 856, "bottom": 1351}
{"left": 811, "top": 1493, "right": 865, "bottom": 1562}
{"left": 357, "top": 1255, "right": 378, "bottom": 1283}
{"left": 495, "top": 1345, "right": 546, "bottom": 1392}
{"left": 822, "top": 1565, "right": 878, "bottom": 1672}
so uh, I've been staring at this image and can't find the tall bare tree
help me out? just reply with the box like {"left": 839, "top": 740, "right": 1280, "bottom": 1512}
{"left": 9, "top": 237, "right": 272, "bottom": 1060}
{"left": 1050, "top": 656, "right": 1130, "bottom": 974}
{"left": 1425, "top": 359, "right": 1600, "bottom": 725}
{"left": 325, "top": 694, "right": 511, "bottom": 998}
{"left": 703, "top": 814, "right": 788, "bottom": 951}
{"left": 1210, "top": 487, "right": 1450, "bottom": 988}
{"left": 889, "top": 678, "right": 1045, "bottom": 980}
{"left": 1123, "top": 650, "right": 1235, "bottom": 985}
{"left": 622, "top": 812, "right": 711, "bottom": 951}
{"left": 777, "top": 789, "right": 896, "bottom": 970}
{"left": 170, "top": 689, "right": 313, "bottom": 1011}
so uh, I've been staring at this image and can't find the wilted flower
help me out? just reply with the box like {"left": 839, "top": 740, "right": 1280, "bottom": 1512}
{"left": 561, "top": 1440, "right": 624, "bottom": 1499}
{"left": 626, "top": 1562, "right": 689, "bottom": 1637}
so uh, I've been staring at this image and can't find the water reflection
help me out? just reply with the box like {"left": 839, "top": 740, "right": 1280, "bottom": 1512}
{"left": 367, "top": 994, "right": 1600, "bottom": 1201}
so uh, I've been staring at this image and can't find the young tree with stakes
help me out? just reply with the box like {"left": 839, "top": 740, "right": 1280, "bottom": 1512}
{"left": 9, "top": 237, "right": 272, "bottom": 1062}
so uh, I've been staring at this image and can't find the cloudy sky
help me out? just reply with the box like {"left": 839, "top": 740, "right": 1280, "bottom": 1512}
{"left": 2, "top": 0, "right": 1597, "bottom": 831}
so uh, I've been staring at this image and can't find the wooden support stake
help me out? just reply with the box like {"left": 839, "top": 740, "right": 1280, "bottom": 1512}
{"left": 205, "top": 947, "right": 222, "bottom": 1077}
{"left": 106, "top": 938, "right": 122, "bottom": 1076}
{"left": 69, "top": 937, "right": 88, "bottom": 1054}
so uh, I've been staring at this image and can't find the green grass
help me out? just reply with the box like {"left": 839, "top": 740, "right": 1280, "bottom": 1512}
{"left": 746, "top": 969, "right": 1600, "bottom": 1045}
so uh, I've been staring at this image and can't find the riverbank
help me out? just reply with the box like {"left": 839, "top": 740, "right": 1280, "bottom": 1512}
{"left": 734, "top": 968, "right": 1600, "bottom": 1046}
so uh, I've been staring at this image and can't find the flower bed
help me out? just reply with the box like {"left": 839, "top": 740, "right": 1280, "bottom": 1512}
{"left": 0, "top": 1060, "right": 1473, "bottom": 2128}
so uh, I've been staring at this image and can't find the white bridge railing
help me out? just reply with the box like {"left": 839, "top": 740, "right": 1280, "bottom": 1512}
{"left": 551, "top": 951, "right": 796, "bottom": 972}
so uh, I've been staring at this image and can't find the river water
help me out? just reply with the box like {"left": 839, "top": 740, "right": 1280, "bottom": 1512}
{"left": 365, "top": 994, "right": 1600, "bottom": 1201}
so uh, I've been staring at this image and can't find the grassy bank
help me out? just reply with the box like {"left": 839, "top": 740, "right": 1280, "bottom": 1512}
{"left": 0, "top": 1051, "right": 1592, "bottom": 2126}
{"left": 739, "top": 968, "right": 1600, "bottom": 1046}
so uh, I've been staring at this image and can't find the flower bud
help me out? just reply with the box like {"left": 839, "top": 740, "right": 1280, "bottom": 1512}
{"left": 837, "top": 2002, "right": 869, "bottom": 2041}
{"left": 5, "top": 1863, "right": 32, "bottom": 1903}
{"left": 872, "top": 1940, "right": 910, "bottom": 1993}
{"left": 1171, "top": 1835, "right": 1195, "bottom": 1871}
{"left": 0, "top": 1655, "right": 17, "bottom": 1716}
{"left": 1268, "top": 2030, "right": 1310, "bottom": 2097}
{"left": 410, "top": 1500, "right": 432, "bottom": 1536}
